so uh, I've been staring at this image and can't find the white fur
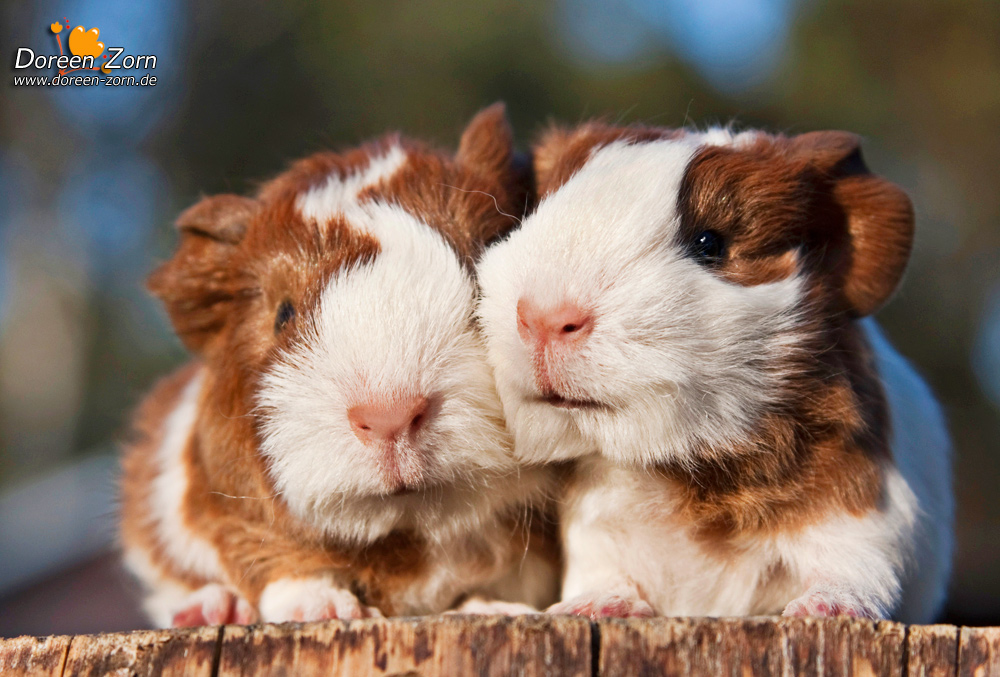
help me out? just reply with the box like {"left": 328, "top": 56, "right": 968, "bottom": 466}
{"left": 296, "top": 145, "right": 407, "bottom": 224}
{"left": 259, "top": 199, "right": 535, "bottom": 544}
{"left": 146, "top": 370, "right": 223, "bottom": 580}
{"left": 477, "top": 130, "right": 952, "bottom": 621}
{"left": 450, "top": 598, "right": 541, "bottom": 615}
{"left": 259, "top": 577, "right": 379, "bottom": 622}
{"left": 478, "top": 138, "right": 804, "bottom": 466}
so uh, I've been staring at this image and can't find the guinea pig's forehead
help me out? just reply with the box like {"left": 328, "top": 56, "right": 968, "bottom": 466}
{"left": 535, "top": 138, "right": 700, "bottom": 230}
{"left": 678, "top": 137, "right": 808, "bottom": 223}
{"left": 359, "top": 152, "right": 496, "bottom": 262}
{"left": 240, "top": 194, "right": 381, "bottom": 281}
{"left": 294, "top": 144, "right": 409, "bottom": 225}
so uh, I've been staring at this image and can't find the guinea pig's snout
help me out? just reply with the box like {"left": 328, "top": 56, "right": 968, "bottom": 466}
{"left": 348, "top": 395, "right": 430, "bottom": 447}
{"left": 516, "top": 298, "right": 593, "bottom": 349}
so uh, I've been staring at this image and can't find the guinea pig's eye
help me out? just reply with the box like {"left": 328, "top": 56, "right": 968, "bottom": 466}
{"left": 690, "top": 230, "right": 726, "bottom": 265}
{"left": 274, "top": 300, "right": 296, "bottom": 334}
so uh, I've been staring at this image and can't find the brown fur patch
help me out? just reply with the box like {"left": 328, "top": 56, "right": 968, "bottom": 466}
{"left": 653, "top": 317, "right": 892, "bottom": 548}
{"left": 677, "top": 134, "right": 913, "bottom": 316}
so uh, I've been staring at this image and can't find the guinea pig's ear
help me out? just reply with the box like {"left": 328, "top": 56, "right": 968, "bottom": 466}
{"left": 456, "top": 103, "right": 533, "bottom": 245}
{"left": 793, "top": 131, "right": 915, "bottom": 317}
{"left": 147, "top": 195, "right": 256, "bottom": 354}
{"left": 456, "top": 102, "right": 515, "bottom": 184}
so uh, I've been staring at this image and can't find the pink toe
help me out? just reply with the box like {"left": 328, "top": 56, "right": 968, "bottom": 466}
{"left": 173, "top": 607, "right": 208, "bottom": 628}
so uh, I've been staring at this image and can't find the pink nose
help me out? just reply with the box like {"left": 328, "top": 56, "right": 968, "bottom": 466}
{"left": 348, "top": 396, "right": 429, "bottom": 446}
{"left": 517, "top": 298, "right": 594, "bottom": 348}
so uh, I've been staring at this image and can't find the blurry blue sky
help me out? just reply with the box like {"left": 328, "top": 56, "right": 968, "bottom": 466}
{"left": 559, "top": 0, "right": 799, "bottom": 92}
{"left": 56, "top": 152, "right": 168, "bottom": 284}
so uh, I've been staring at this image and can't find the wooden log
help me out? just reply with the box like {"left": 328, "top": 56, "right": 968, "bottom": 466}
{"left": 1, "top": 617, "right": 997, "bottom": 676}
{"left": 61, "top": 626, "right": 220, "bottom": 677}
{"left": 0, "top": 634, "right": 70, "bottom": 677}
{"left": 958, "top": 627, "right": 1000, "bottom": 677}
{"left": 597, "top": 617, "right": 907, "bottom": 676}
{"left": 908, "top": 625, "right": 960, "bottom": 677}
{"left": 218, "top": 615, "right": 592, "bottom": 677}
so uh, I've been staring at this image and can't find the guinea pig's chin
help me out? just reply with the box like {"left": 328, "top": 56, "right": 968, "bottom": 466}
{"left": 503, "top": 382, "right": 741, "bottom": 468}
{"left": 293, "top": 467, "right": 544, "bottom": 545}
{"left": 500, "top": 394, "right": 593, "bottom": 463}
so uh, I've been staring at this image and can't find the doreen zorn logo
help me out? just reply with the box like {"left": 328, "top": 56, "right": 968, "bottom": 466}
{"left": 12, "top": 17, "right": 157, "bottom": 87}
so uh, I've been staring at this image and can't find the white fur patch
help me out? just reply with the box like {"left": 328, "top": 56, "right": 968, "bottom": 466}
{"left": 148, "top": 369, "right": 224, "bottom": 581}
{"left": 296, "top": 145, "right": 407, "bottom": 225}
{"left": 258, "top": 577, "right": 376, "bottom": 622}
{"left": 478, "top": 137, "right": 804, "bottom": 466}
{"left": 771, "top": 463, "right": 918, "bottom": 618}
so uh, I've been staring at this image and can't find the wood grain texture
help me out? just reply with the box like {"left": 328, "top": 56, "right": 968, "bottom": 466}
{"left": 958, "top": 627, "right": 1000, "bottom": 677}
{"left": 218, "top": 615, "right": 591, "bottom": 677}
{"left": 598, "top": 617, "right": 909, "bottom": 677}
{"left": 1, "top": 618, "right": 997, "bottom": 676}
{"left": 60, "top": 625, "right": 220, "bottom": 677}
{"left": 0, "top": 634, "right": 70, "bottom": 676}
{"left": 908, "top": 625, "right": 960, "bottom": 677}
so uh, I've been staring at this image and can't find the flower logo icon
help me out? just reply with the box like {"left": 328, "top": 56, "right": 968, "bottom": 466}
{"left": 68, "top": 26, "right": 105, "bottom": 60}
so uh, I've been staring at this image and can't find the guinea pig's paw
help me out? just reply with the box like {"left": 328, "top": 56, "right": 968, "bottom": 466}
{"left": 171, "top": 583, "right": 256, "bottom": 627}
{"left": 547, "top": 590, "right": 654, "bottom": 619}
{"left": 447, "top": 597, "right": 541, "bottom": 616}
{"left": 782, "top": 586, "right": 879, "bottom": 619}
{"left": 258, "top": 577, "right": 381, "bottom": 622}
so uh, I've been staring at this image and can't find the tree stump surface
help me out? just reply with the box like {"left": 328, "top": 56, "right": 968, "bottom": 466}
{"left": 2, "top": 616, "right": 997, "bottom": 676}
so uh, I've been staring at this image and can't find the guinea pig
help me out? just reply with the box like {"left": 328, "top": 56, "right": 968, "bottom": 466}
{"left": 120, "top": 104, "right": 559, "bottom": 628}
{"left": 476, "top": 122, "right": 953, "bottom": 622}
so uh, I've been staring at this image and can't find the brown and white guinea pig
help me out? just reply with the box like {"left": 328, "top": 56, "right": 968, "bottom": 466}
{"left": 120, "top": 104, "right": 559, "bottom": 628}
{"left": 476, "top": 122, "right": 953, "bottom": 622}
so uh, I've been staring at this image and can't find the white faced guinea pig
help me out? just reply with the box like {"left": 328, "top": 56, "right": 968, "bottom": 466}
{"left": 120, "top": 104, "right": 559, "bottom": 628}
{"left": 476, "top": 122, "right": 953, "bottom": 622}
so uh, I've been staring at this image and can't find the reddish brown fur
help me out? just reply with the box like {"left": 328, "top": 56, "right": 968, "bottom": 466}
{"left": 121, "top": 105, "right": 549, "bottom": 618}
{"left": 120, "top": 362, "right": 208, "bottom": 591}
{"left": 534, "top": 125, "right": 914, "bottom": 545}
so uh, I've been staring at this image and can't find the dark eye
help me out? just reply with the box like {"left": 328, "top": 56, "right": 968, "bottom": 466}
{"left": 690, "top": 230, "right": 726, "bottom": 265}
{"left": 274, "top": 300, "right": 295, "bottom": 334}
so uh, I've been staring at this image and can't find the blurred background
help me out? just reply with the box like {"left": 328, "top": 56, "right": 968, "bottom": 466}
{"left": 1, "top": 0, "right": 998, "bottom": 636}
